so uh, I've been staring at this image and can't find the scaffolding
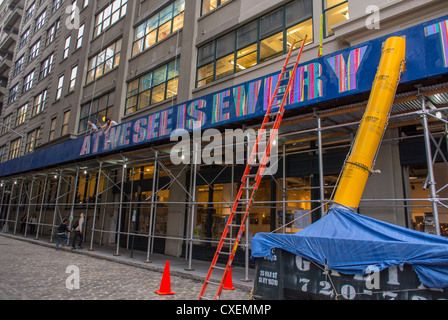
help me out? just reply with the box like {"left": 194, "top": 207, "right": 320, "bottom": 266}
{"left": 1, "top": 81, "right": 447, "bottom": 274}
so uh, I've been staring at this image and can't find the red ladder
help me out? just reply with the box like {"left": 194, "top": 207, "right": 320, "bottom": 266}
{"left": 198, "top": 36, "right": 308, "bottom": 300}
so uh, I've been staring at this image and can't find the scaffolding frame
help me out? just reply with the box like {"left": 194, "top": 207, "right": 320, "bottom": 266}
{"left": 0, "top": 82, "right": 447, "bottom": 270}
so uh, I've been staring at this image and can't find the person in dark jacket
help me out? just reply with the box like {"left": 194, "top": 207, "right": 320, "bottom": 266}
{"left": 56, "top": 219, "right": 71, "bottom": 250}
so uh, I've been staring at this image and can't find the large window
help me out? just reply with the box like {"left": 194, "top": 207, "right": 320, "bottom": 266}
{"left": 69, "top": 65, "right": 78, "bottom": 92}
{"left": 323, "top": 0, "right": 349, "bottom": 37}
{"left": 1, "top": 114, "right": 13, "bottom": 135}
{"left": 78, "top": 92, "right": 115, "bottom": 133}
{"left": 35, "top": 9, "right": 46, "bottom": 32}
{"left": 16, "top": 104, "right": 28, "bottom": 126}
{"left": 201, "top": 0, "right": 230, "bottom": 15}
{"left": 29, "top": 39, "right": 41, "bottom": 61}
{"left": 93, "top": 0, "right": 127, "bottom": 37}
{"left": 132, "top": 0, "right": 185, "bottom": 57}
{"left": 32, "top": 90, "right": 47, "bottom": 116}
{"left": 9, "top": 138, "right": 21, "bottom": 160}
{"left": 40, "top": 53, "right": 54, "bottom": 79}
{"left": 86, "top": 38, "right": 121, "bottom": 84}
{"left": 23, "top": 70, "right": 35, "bottom": 92}
{"left": 61, "top": 111, "right": 70, "bottom": 135}
{"left": 56, "top": 75, "right": 64, "bottom": 100}
{"left": 8, "top": 83, "right": 19, "bottom": 104}
{"left": 125, "top": 60, "right": 179, "bottom": 115}
{"left": 13, "top": 55, "right": 24, "bottom": 77}
{"left": 19, "top": 28, "right": 30, "bottom": 49}
{"left": 196, "top": 0, "right": 313, "bottom": 87}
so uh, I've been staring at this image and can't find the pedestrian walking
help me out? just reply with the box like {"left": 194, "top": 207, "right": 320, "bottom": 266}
{"left": 20, "top": 215, "right": 27, "bottom": 234}
{"left": 71, "top": 213, "right": 85, "bottom": 249}
{"left": 56, "top": 219, "right": 70, "bottom": 250}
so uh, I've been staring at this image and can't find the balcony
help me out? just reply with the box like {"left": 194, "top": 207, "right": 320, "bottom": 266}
{"left": 0, "top": 53, "right": 13, "bottom": 76}
{"left": 4, "top": 2, "right": 23, "bottom": 29}
{"left": 0, "top": 28, "right": 18, "bottom": 54}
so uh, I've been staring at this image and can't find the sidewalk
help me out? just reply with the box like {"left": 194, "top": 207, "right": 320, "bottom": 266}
{"left": 0, "top": 232, "right": 255, "bottom": 292}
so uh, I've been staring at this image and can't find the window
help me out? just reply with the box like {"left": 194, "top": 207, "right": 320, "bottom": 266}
{"left": 69, "top": 0, "right": 77, "bottom": 21}
{"left": 23, "top": 70, "right": 35, "bottom": 92}
{"left": 35, "top": 9, "right": 46, "bottom": 32}
{"left": 32, "top": 90, "right": 47, "bottom": 116}
{"left": 1, "top": 114, "right": 13, "bottom": 135}
{"left": 323, "top": 0, "right": 349, "bottom": 37}
{"left": 25, "top": 128, "right": 40, "bottom": 154}
{"left": 76, "top": 24, "right": 85, "bottom": 49}
{"left": 63, "top": 36, "right": 71, "bottom": 59}
{"left": 9, "top": 138, "right": 21, "bottom": 160}
{"left": 19, "top": 28, "right": 30, "bottom": 48}
{"left": 86, "top": 38, "right": 121, "bottom": 83}
{"left": 8, "top": 83, "right": 19, "bottom": 104}
{"left": 52, "top": 0, "right": 61, "bottom": 13}
{"left": 196, "top": 0, "right": 313, "bottom": 87}
{"left": 13, "top": 56, "right": 25, "bottom": 77}
{"left": 30, "top": 39, "right": 41, "bottom": 61}
{"left": 78, "top": 92, "right": 114, "bottom": 133}
{"left": 0, "top": 145, "right": 6, "bottom": 163}
{"left": 56, "top": 75, "right": 64, "bottom": 99}
{"left": 69, "top": 65, "right": 78, "bottom": 92}
{"left": 132, "top": 0, "right": 184, "bottom": 57}
{"left": 93, "top": 0, "right": 127, "bottom": 37}
{"left": 125, "top": 60, "right": 179, "bottom": 115}
{"left": 49, "top": 117, "right": 56, "bottom": 141}
{"left": 46, "top": 22, "right": 57, "bottom": 45}
{"left": 16, "top": 104, "right": 28, "bottom": 126}
{"left": 40, "top": 53, "right": 54, "bottom": 79}
{"left": 201, "top": 0, "right": 229, "bottom": 15}
{"left": 61, "top": 111, "right": 70, "bottom": 135}
{"left": 25, "top": 2, "right": 35, "bottom": 22}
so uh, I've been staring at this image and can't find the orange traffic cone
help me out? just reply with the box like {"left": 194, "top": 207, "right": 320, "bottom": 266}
{"left": 155, "top": 261, "right": 175, "bottom": 295}
{"left": 223, "top": 267, "right": 235, "bottom": 290}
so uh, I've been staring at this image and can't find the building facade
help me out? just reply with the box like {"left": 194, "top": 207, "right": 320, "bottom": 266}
{"left": 0, "top": 0, "right": 447, "bottom": 267}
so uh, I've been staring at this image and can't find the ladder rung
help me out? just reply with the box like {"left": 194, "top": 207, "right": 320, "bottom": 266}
{"left": 241, "top": 186, "right": 255, "bottom": 189}
{"left": 245, "top": 173, "right": 257, "bottom": 178}
{"left": 212, "top": 265, "right": 226, "bottom": 270}
{"left": 218, "top": 251, "right": 231, "bottom": 255}
{"left": 233, "top": 211, "right": 246, "bottom": 215}
{"left": 248, "top": 162, "right": 260, "bottom": 167}
{"left": 228, "top": 223, "right": 242, "bottom": 228}
{"left": 199, "top": 296, "right": 213, "bottom": 300}
{"left": 267, "top": 111, "right": 281, "bottom": 117}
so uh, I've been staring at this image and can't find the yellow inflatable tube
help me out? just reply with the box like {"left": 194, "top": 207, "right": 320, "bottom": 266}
{"left": 333, "top": 36, "right": 406, "bottom": 210}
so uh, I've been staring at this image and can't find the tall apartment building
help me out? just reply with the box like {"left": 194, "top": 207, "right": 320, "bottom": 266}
{"left": 0, "top": 0, "right": 447, "bottom": 264}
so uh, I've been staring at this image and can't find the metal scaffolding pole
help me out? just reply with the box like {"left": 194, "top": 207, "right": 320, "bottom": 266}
{"left": 420, "top": 95, "right": 441, "bottom": 235}
{"left": 2, "top": 181, "right": 14, "bottom": 233}
{"left": 50, "top": 171, "right": 63, "bottom": 242}
{"left": 146, "top": 151, "right": 158, "bottom": 263}
{"left": 35, "top": 174, "right": 48, "bottom": 240}
{"left": 317, "top": 114, "right": 326, "bottom": 217}
{"left": 13, "top": 179, "right": 24, "bottom": 235}
{"left": 185, "top": 150, "right": 197, "bottom": 270}
{"left": 89, "top": 162, "right": 102, "bottom": 251}
{"left": 114, "top": 160, "right": 126, "bottom": 256}
{"left": 24, "top": 177, "right": 35, "bottom": 237}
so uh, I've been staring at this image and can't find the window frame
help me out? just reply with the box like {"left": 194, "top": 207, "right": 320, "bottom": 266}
{"left": 131, "top": 0, "right": 185, "bottom": 57}
{"left": 124, "top": 60, "right": 179, "bottom": 115}
{"left": 322, "top": 0, "right": 349, "bottom": 37}
{"left": 196, "top": 0, "right": 313, "bottom": 88}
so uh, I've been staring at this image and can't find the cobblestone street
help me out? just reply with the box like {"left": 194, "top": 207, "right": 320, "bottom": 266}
{"left": 0, "top": 236, "right": 252, "bottom": 300}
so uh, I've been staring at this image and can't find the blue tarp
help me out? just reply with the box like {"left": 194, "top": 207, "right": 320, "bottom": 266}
{"left": 251, "top": 206, "right": 448, "bottom": 289}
